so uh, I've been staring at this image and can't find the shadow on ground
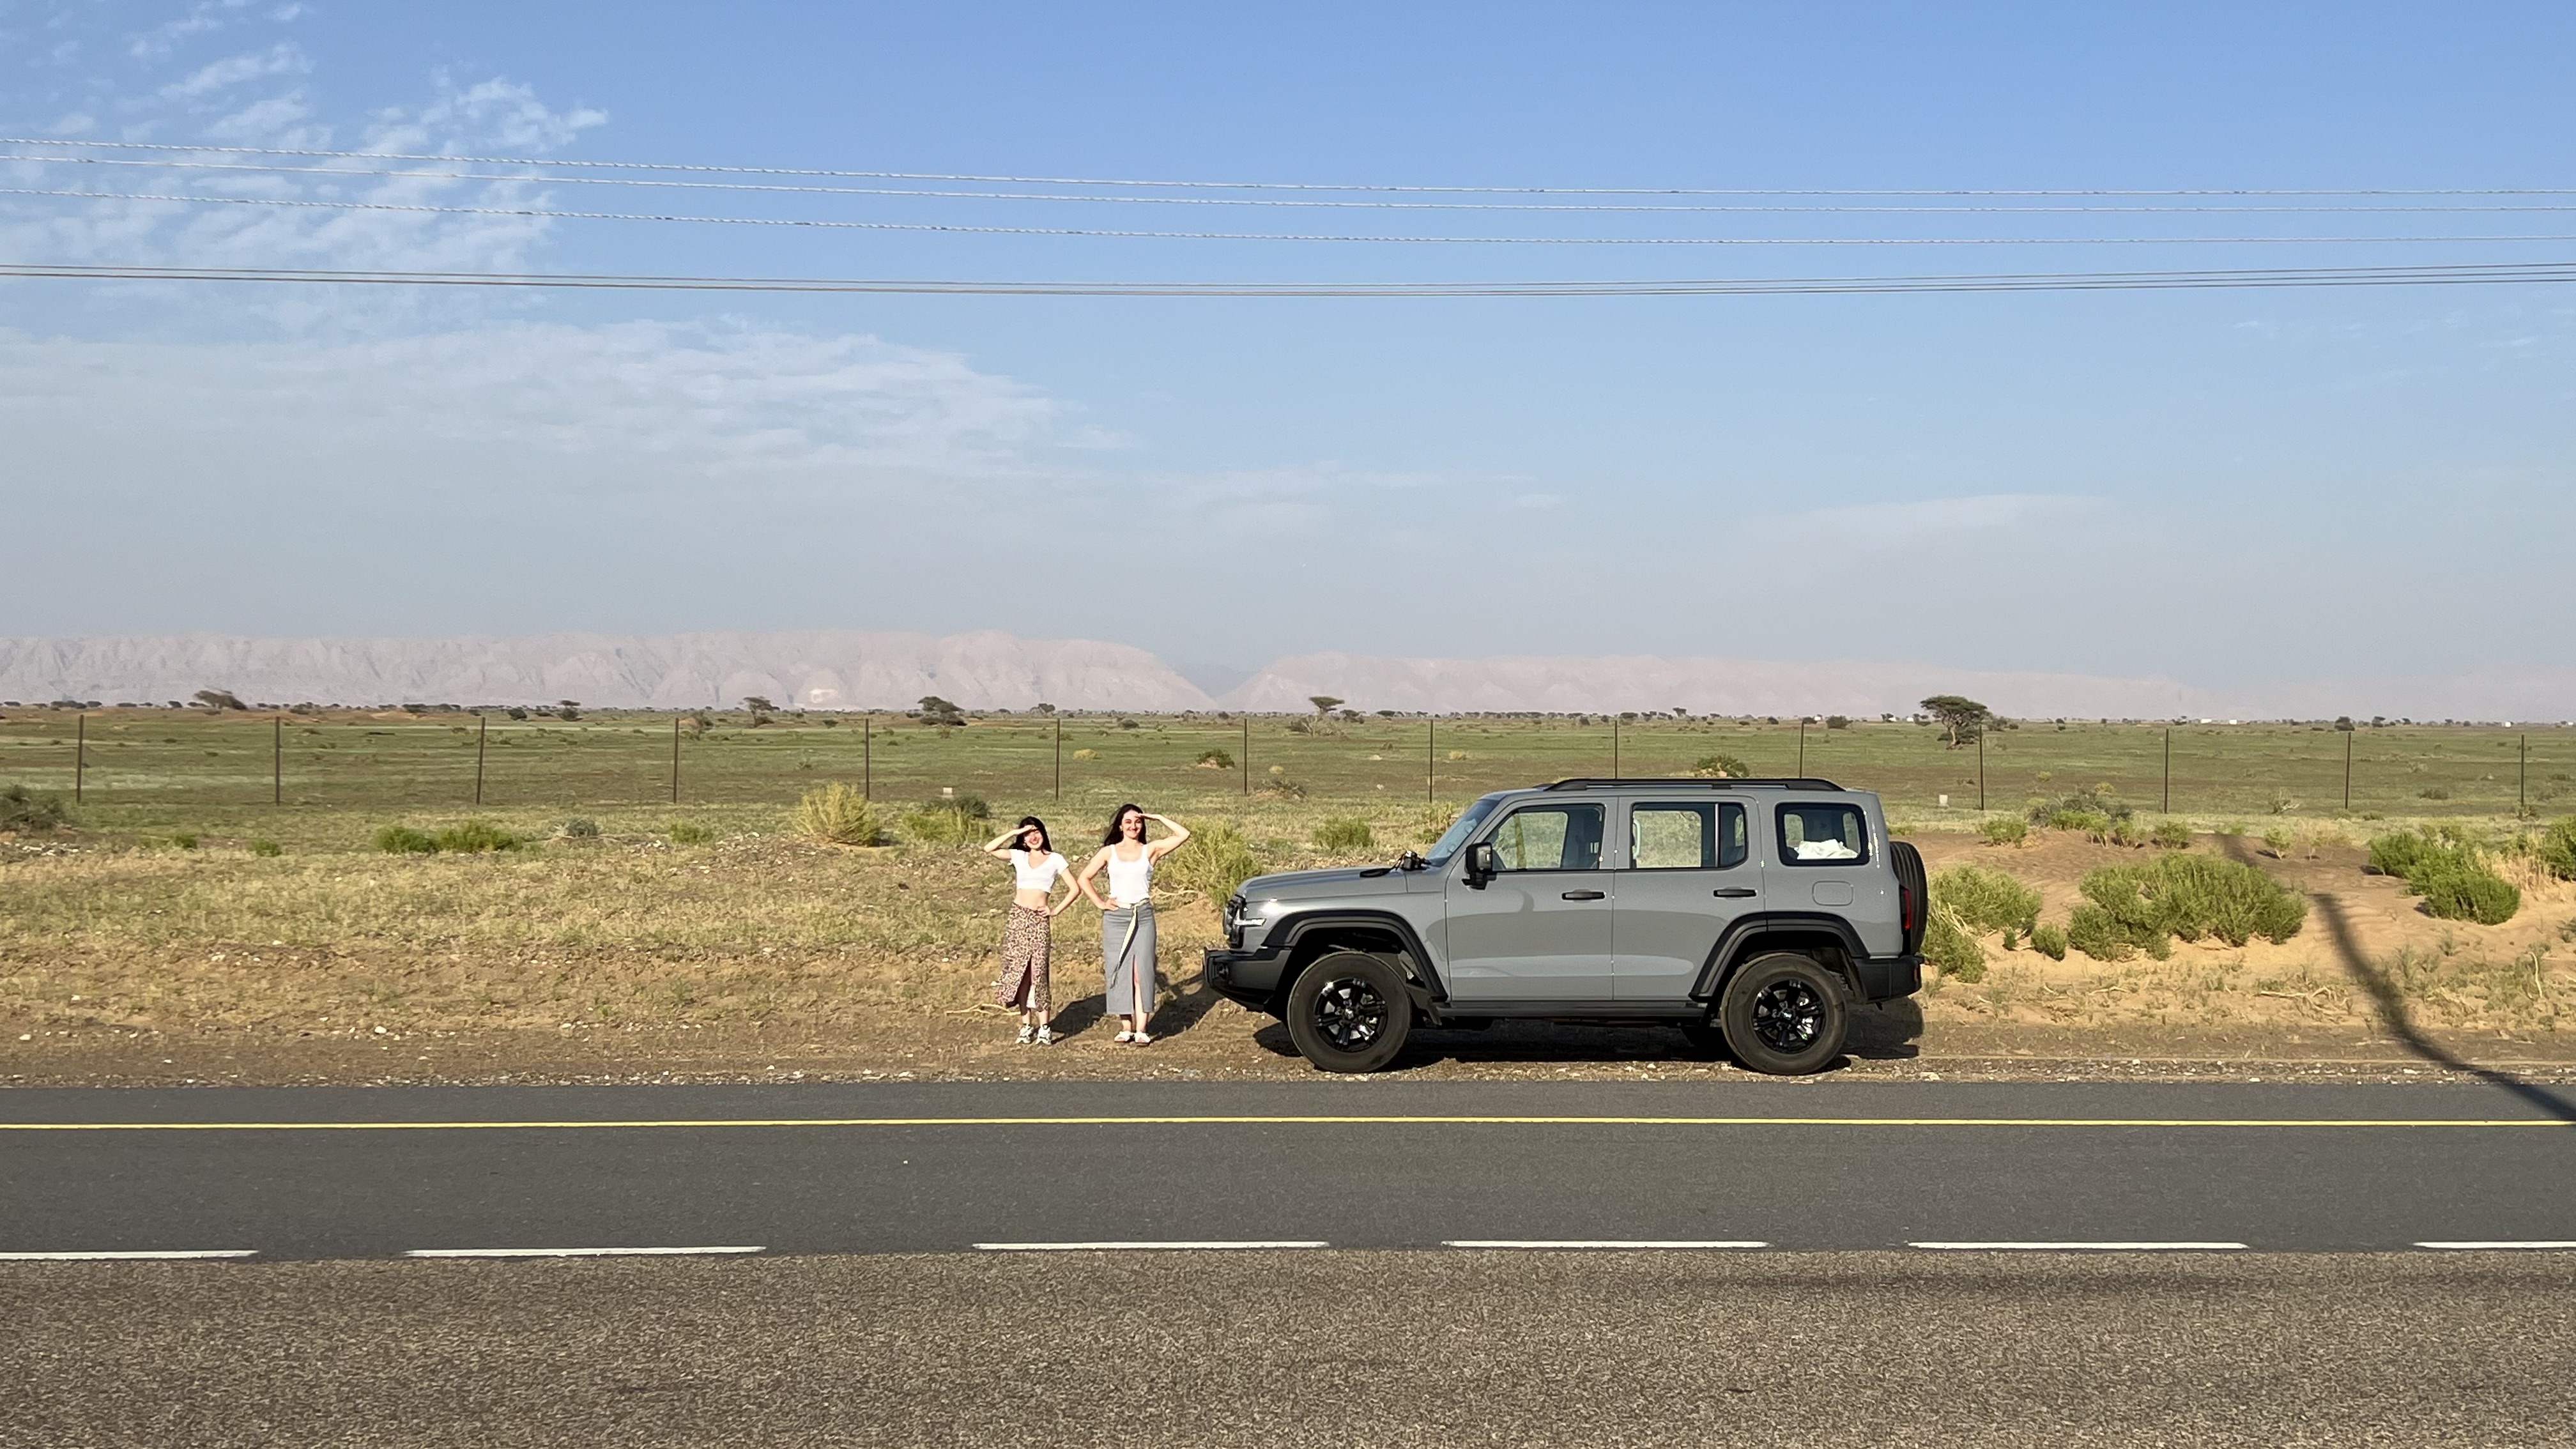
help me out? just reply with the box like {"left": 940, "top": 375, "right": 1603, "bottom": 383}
{"left": 1236, "top": 997, "right": 1923, "bottom": 1075}
{"left": 2218, "top": 832, "right": 2576, "bottom": 1123}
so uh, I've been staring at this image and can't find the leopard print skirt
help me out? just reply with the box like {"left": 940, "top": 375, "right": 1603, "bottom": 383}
{"left": 991, "top": 905, "right": 1052, "bottom": 1012}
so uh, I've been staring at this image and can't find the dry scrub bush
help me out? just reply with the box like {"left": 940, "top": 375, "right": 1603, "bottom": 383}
{"left": 2066, "top": 854, "right": 2306, "bottom": 962}
{"left": 1922, "top": 863, "right": 2044, "bottom": 984}
{"left": 1978, "top": 816, "right": 2028, "bottom": 847}
{"left": 1314, "top": 816, "right": 1375, "bottom": 852}
{"left": 2369, "top": 826, "right": 2522, "bottom": 925}
{"left": 1157, "top": 821, "right": 1262, "bottom": 903}
{"left": 1, "top": 783, "right": 69, "bottom": 832}
{"left": 793, "top": 781, "right": 883, "bottom": 846}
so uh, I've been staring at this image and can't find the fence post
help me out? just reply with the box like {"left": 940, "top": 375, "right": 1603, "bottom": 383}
{"left": 1612, "top": 716, "right": 1620, "bottom": 778}
{"left": 862, "top": 715, "right": 871, "bottom": 800}
{"left": 1241, "top": 716, "right": 1249, "bottom": 796}
{"left": 1427, "top": 716, "right": 1435, "bottom": 802}
{"left": 471, "top": 714, "right": 485, "bottom": 806}
{"left": 1977, "top": 732, "right": 1986, "bottom": 811}
{"left": 1054, "top": 715, "right": 1062, "bottom": 800}
{"left": 2343, "top": 728, "right": 2353, "bottom": 811}
{"left": 1797, "top": 718, "right": 1806, "bottom": 777}
{"left": 277, "top": 715, "right": 287, "bottom": 806}
{"left": 2163, "top": 728, "right": 2172, "bottom": 814}
{"left": 2521, "top": 733, "right": 2529, "bottom": 813}
{"left": 74, "top": 710, "right": 85, "bottom": 803}
{"left": 670, "top": 716, "right": 680, "bottom": 804}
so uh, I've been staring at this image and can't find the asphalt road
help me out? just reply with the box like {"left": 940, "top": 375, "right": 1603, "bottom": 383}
{"left": 4, "top": 1079, "right": 2574, "bottom": 1257}
{"left": 8, "top": 1251, "right": 2575, "bottom": 1448}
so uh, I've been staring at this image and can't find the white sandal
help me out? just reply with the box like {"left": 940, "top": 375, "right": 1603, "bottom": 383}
{"left": 1114, "top": 1029, "right": 1135, "bottom": 1043}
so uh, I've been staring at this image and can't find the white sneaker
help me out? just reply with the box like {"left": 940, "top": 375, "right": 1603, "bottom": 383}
{"left": 1034, "top": 1027, "right": 1055, "bottom": 1046}
{"left": 1114, "top": 1029, "right": 1135, "bottom": 1043}
{"left": 1014, "top": 1025, "right": 1035, "bottom": 1045}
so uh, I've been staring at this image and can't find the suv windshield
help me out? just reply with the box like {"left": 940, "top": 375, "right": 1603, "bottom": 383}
{"left": 1423, "top": 793, "right": 1503, "bottom": 865}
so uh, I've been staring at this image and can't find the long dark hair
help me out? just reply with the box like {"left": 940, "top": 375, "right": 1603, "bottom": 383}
{"left": 1014, "top": 816, "right": 1051, "bottom": 854}
{"left": 1102, "top": 802, "right": 1146, "bottom": 847}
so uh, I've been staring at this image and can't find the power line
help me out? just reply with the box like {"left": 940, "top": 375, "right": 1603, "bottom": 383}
{"left": 6, "top": 259, "right": 2572, "bottom": 296}
{"left": 9, "top": 185, "right": 2575, "bottom": 245}
{"left": 8, "top": 153, "right": 2574, "bottom": 215}
{"left": 5, "top": 136, "right": 2569, "bottom": 199}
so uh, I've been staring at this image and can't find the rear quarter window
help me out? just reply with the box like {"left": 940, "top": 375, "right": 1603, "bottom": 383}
{"left": 1776, "top": 802, "right": 1869, "bottom": 866}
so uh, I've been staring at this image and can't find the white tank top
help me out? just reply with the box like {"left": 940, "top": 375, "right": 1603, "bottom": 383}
{"left": 1010, "top": 849, "right": 1066, "bottom": 891}
{"left": 1105, "top": 845, "right": 1153, "bottom": 906}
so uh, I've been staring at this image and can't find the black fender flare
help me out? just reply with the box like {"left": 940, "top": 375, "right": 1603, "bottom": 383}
{"left": 1268, "top": 910, "right": 1448, "bottom": 1004}
{"left": 1687, "top": 912, "right": 1871, "bottom": 1001}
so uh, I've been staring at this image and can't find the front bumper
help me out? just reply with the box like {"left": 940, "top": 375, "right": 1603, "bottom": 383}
{"left": 1852, "top": 953, "right": 1924, "bottom": 1002}
{"left": 1202, "top": 944, "right": 1291, "bottom": 1011}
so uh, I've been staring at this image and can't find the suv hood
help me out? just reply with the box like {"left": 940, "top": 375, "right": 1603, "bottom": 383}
{"left": 1238, "top": 865, "right": 1420, "bottom": 901}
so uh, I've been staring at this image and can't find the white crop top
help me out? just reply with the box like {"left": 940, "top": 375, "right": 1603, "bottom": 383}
{"left": 1010, "top": 849, "right": 1068, "bottom": 891}
{"left": 1105, "top": 845, "right": 1153, "bottom": 905}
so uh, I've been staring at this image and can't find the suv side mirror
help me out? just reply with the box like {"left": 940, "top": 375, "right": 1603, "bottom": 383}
{"left": 1463, "top": 841, "right": 1496, "bottom": 888}
{"left": 1396, "top": 849, "right": 1426, "bottom": 871}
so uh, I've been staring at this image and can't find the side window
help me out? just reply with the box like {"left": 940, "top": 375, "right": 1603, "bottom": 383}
{"left": 1488, "top": 804, "right": 1605, "bottom": 871}
{"left": 1777, "top": 803, "right": 1869, "bottom": 866}
{"left": 1628, "top": 802, "right": 1750, "bottom": 870}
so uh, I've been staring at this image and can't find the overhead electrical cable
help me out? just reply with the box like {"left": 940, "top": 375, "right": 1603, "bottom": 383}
{"left": 6, "top": 259, "right": 2573, "bottom": 295}
{"left": 5, "top": 153, "right": 2572, "bottom": 214}
{"left": 3, "top": 137, "right": 2569, "bottom": 199}
{"left": 7, "top": 185, "right": 2573, "bottom": 245}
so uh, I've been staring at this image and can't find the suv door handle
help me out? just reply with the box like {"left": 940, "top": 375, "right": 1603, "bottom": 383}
{"left": 1560, "top": 889, "right": 1606, "bottom": 900}
{"left": 1711, "top": 887, "right": 1758, "bottom": 898}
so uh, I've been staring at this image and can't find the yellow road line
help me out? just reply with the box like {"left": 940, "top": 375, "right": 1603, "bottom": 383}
{"left": 0, "top": 1114, "right": 2568, "bottom": 1131}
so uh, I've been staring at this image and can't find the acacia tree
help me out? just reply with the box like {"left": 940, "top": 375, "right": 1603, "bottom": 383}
{"left": 1920, "top": 694, "right": 1995, "bottom": 749}
{"left": 192, "top": 688, "right": 248, "bottom": 711}
{"left": 1308, "top": 695, "right": 1344, "bottom": 717}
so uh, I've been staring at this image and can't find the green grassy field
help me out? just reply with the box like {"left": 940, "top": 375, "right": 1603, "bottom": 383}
{"left": 4, "top": 707, "right": 2570, "bottom": 829}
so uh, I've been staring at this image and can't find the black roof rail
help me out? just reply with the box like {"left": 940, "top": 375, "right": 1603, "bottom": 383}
{"left": 1542, "top": 776, "right": 1846, "bottom": 792}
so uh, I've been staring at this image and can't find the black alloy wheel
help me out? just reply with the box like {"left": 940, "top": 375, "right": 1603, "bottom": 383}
{"left": 1284, "top": 951, "right": 1414, "bottom": 1073}
{"left": 1715, "top": 951, "right": 1848, "bottom": 1076}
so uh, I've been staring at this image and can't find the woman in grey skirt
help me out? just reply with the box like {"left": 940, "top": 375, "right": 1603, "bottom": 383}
{"left": 1077, "top": 802, "right": 1190, "bottom": 1046}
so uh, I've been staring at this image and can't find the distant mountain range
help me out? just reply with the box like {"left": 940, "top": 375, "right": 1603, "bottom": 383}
{"left": 1, "top": 632, "right": 2566, "bottom": 721}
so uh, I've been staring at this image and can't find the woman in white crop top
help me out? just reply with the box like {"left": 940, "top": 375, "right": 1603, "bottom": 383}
{"left": 983, "top": 816, "right": 1078, "bottom": 1045}
{"left": 1078, "top": 802, "right": 1191, "bottom": 1045}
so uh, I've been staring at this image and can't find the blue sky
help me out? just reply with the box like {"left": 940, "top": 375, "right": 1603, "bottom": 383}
{"left": 3, "top": 1, "right": 2572, "bottom": 691}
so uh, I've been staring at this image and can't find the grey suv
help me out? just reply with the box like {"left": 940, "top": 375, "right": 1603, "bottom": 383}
{"left": 1203, "top": 778, "right": 1926, "bottom": 1075}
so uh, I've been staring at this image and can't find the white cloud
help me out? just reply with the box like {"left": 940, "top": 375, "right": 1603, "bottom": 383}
{"left": 158, "top": 42, "right": 308, "bottom": 98}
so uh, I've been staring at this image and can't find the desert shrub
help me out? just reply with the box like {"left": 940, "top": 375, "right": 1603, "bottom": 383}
{"left": 900, "top": 796, "right": 989, "bottom": 846}
{"left": 666, "top": 821, "right": 715, "bottom": 845}
{"left": 171, "top": 831, "right": 199, "bottom": 850}
{"left": 2261, "top": 828, "right": 2292, "bottom": 859}
{"left": 1314, "top": 816, "right": 1375, "bottom": 852}
{"left": 1071, "top": 747, "right": 1100, "bottom": 760}
{"left": 2369, "top": 829, "right": 2446, "bottom": 879}
{"left": 2068, "top": 854, "right": 2305, "bottom": 959}
{"left": 2418, "top": 786, "right": 2451, "bottom": 801}
{"left": 2029, "top": 785, "right": 2133, "bottom": 827}
{"left": 793, "top": 781, "right": 883, "bottom": 846}
{"left": 1158, "top": 821, "right": 1262, "bottom": 903}
{"left": 1195, "top": 749, "right": 1234, "bottom": 770}
{"left": 1922, "top": 909, "right": 1986, "bottom": 983}
{"left": 2537, "top": 816, "right": 2576, "bottom": 882}
{"left": 2046, "top": 808, "right": 2113, "bottom": 838}
{"left": 2150, "top": 818, "right": 2193, "bottom": 850}
{"left": 0, "top": 783, "right": 68, "bottom": 832}
{"left": 249, "top": 838, "right": 282, "bottom": 857}
{"left": 2108, "top": 818, "right": 2149, "bottom": 848}
{"left": 436, "top": 819, "right": 521, "bottom": 853}
{"left": 559, "top": 816, "right": 602, "bottom": 839}
{"left": 2409, "top": 862, "right": 2520, "bottom": 925}
{"left": 2029, "top": 922, "right": 2069, "bottom": 960}
{"left": 1415, "top": 806, "right": 1460, "bottom": 844}
{"left": 1978, "top": 816, "right": 2028, "bottom": 847}
{"left": 1933, "top": 863, "right": 2042, "bottom": 936}
{"left": 1690, "top": 753, "right": 1752, "bottom": 779}
{"left": 373, "top": 824, "right": 437, "bottom": 854}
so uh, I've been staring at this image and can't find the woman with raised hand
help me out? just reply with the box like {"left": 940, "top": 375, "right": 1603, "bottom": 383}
{"left": 1078, "top": 802, "right": 1190, "bottom": 1046}
{"left": 983, "top": 816, "right": 1079, "bottom": 1045}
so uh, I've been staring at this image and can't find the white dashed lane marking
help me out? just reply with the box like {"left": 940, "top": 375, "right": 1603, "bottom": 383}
{"left": 1443, "top": 1240, "right": 1769, "bottom": 1250}
{"left": 2412, "top": 1241, "right": 2576, "bottom": 1250}
{"left": 401, "top": 1246, "right": 766, "bottom": 1259}
{"left": 1908, "top": 1241, "right": 2249, "bottom": 1251}
{"left": 972, "top": 1241, "right": 1330, "bottom": 1252}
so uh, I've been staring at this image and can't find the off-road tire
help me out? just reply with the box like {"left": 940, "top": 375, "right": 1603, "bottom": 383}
{"left": 1717, "top": 951, "right": 1848, "bottom": 1075}
{"left": 1285, "top": 951, "right": 1413, "bottom": 1073}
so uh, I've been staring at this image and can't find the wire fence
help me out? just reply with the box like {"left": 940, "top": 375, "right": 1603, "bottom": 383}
{"left": 4, "top": 710, "right": 2570, "bottom": 822}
